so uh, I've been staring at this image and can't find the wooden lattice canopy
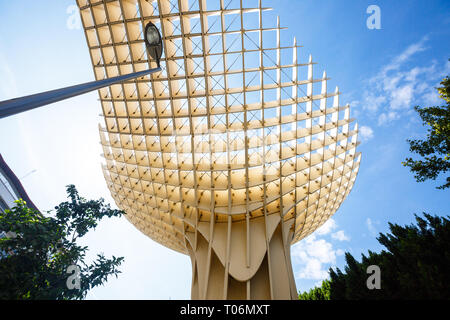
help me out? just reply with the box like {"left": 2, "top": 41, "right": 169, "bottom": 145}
{"left": 77, "top": 0, "right": 361, "bottom": 299}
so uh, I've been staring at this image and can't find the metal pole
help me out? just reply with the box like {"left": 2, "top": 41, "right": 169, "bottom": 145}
{"left": 0, "top": 67, "right": 161, "bottom": 119}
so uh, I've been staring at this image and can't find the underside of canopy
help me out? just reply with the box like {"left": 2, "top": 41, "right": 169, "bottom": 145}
{"left": 77, "top": 0, "right": 361, "bottom": 299}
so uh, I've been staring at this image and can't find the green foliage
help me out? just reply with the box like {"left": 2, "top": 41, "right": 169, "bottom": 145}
{"left": 402, "top": 74, "right": 450, "bottom": 189}
{"left": 301, "top": 213, "right": 450, "bottom": 300}
{"left": 298, "top": 214, "right": 450, "bottom": 300}
{"left": 298, "top": 280, "right": 331, "bottom": 300}
{"left": 0, "top": 185, "right": 124, "bottom": 300}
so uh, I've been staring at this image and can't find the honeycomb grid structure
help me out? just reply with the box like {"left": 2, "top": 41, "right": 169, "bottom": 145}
{"left": 77, "top": 0, "right": 361, "bottom": 299}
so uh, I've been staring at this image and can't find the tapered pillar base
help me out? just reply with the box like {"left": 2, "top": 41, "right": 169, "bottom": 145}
{"left": 186, "top": 215, "right": 297, "bottom": 300}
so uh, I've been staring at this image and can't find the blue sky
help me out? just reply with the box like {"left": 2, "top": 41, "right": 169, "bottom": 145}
{"left": 0, "top": 0, "right": 449, "bottom": 298}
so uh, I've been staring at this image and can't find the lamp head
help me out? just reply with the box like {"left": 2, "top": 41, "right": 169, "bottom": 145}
{"left": 144, "top": 22, "right": 163, "bottom": 67}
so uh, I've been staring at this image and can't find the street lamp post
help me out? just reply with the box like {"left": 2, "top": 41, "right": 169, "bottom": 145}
{"left": 0, "top": 22, "right": 163, "bottom": 120}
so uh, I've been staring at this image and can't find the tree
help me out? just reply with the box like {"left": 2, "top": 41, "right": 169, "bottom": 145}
{"left": 298, "top": 213, "right": 450, "bottom": 300}
{"left": 402, "top": 74, "right": 450, "bottom": 189}
{"left": 0, "top": 185, "right": 124, "bottom": 300}
{"left": 298, "top": 280, "right": 331, "bottom": 300}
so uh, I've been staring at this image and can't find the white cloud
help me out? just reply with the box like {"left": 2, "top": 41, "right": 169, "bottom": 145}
{"left": 378, "top": 111, "right": 399, "bottom": 126}
{"left": 364, "top": 94, "right": 387, "bottom": 113}
{"left": 359, "top": 36, "right": 448, "bottom": 128}
{"left": 292, "top": 219, "right": 350, "bottom": 282}
{"left": 297, "top": 258, "right": 329, "bottom": 280}
{"left": 292, "top": 234, "right": 338, "bottom": 280}
{"left": 390, "top": 84, "right": 414, "bottom": 110}
{"left": 422, "top": 89, "right": 441, "bottom": 105}
{"left": 315, "top": 218, "right": 337, "bottom": 236}
{"left": 445, "top": 60, "right": 450, "bottom": 75}
{"left": 332, "top": 230, "right": 350, "bottom": 241}
{"left": 381, "top": 37, "right": 428, "bottom": 73}
{"left": 366, "top": 218, "right": 377, "bottom": 237}
{"left": 359, "top": 125, "right": 374, "bottom": 141}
